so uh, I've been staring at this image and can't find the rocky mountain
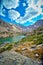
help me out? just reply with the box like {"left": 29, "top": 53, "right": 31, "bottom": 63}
{"left": 0, "top": 20, "right": 23, "bottom": 33}
{"left": 29, "top": 19, "right": 43, "bottom": 30}
{"left": 0, "top": 20, "right": 23, "bottom": 37}
{"left": 0, "top": 19, "right": 43, "bottom": 34}
{"left": 22, "top": 19, "right": 43, "bottom": 33}
{"left": 0, "top": 20, "right": 13, "bottom": 32}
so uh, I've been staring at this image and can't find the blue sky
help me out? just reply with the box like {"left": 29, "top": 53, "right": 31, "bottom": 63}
{"left": 0, "top": 0, "right": 43, "bottom": 26}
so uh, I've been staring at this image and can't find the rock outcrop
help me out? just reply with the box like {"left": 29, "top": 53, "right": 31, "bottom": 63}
{"left": 0, "top": 51, "right": 40, "bottom": 65}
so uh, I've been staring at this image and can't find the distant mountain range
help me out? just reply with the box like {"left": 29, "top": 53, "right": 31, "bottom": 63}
{"left": 28, "top": 19, "right": 43, "bottom": 29}
{"left": 28, "top": 19, "right": 43, "bottom": 31}
{"left": 22, "top": 19, "right": 43, "bottom": 33}
{"left": 0, "top": 19, "right": 43, "bottom": 33}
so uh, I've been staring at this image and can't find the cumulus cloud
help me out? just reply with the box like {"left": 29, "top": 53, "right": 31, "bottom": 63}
{"left": 16, "top": 0, "right": 43, "bottom": 24}
{"left": 3, "top": 0, "right": 19, "bottom": 9}
{"left": 23, "top": 3, "right": 26, "bottom": 7}
{"left": 16, "top": 7, "right": 38, "bottom": 24}
{"left": 0, "top": 12, "right": 5, "bottom": 16}
{"left": 0, "top": 0, "right": 43, "bottom": 24}
{"left": 0, "top": 0, "right": 19, "bottom": 16}
{"left": 0, "top": 4, "right": 5, "bottom": 16}
{"left": 8, "top": 10, "right": 20, "bottom": 20}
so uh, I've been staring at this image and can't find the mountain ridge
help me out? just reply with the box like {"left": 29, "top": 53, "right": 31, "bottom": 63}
{"left": 0, "top": 19, "right": 43, "bottom": 34}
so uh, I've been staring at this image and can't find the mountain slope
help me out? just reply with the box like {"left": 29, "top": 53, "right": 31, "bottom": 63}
{"left": 0, "top": 19, "right": 43, "bottom": 34}
{"left": 31, "top": 19, "right": 43, "bottom": 29}
{"left": 0, "top": 20, "right": 23, "bottom": 37}
{"left": 23, "top": 19, "right": 43, "bottom": 33}
{"left": 0, "top": 20, "right": 22, "bottom": 33}
{"left": 0, "top": 20, "right": 13, "bottom": 32}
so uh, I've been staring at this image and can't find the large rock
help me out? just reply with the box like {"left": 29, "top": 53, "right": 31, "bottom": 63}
{"left": 0, "top": 51, "right": 40, "bottom": 65}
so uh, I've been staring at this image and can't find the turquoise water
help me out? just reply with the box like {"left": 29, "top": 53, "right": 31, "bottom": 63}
{"left": 0, "top": 35, "right": 25, "bottom": 44}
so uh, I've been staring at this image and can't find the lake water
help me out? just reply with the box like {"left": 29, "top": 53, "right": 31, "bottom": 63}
{"left": 0, "top": 35, "right": 25, "bottom": 44}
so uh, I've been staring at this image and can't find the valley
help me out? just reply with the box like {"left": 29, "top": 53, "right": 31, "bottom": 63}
{"left": 0, "top": 19, "right": 43, "bottom": 65}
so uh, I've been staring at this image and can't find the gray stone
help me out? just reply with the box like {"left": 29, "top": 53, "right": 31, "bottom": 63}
{"left": 0, "top": 51, "right": 40, "bottom": 65}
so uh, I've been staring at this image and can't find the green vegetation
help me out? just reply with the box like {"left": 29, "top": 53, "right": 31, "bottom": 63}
{"left": 0, "top": 26, "right": 43, "bottom": 55}
{"left": 22, "top": 26, "right": 43, "bottom": 45}
{"left": 0, "top": 44, "right": 13, "bottom": 53}
{"left": 33, "top": 33, "right": 43, "bottom": 45}
{"left": 19, "top": 29, "right": 43, "bottom": 45}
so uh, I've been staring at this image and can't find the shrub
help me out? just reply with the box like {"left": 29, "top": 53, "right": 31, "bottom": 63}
{"left": 0, "top": 47, "right": 5, "bottom": 53}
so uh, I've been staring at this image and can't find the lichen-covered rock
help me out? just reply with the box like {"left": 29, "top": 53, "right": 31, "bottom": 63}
{"left": 0, "top": 51, "right": 40, "bottom": 65}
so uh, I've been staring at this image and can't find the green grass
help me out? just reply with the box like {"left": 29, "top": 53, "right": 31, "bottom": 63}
{"left": 19, "top": 33, "right": 43, "bottom": 45}
{"left": 0, "top": 44, "right": 13, "bottom": 53}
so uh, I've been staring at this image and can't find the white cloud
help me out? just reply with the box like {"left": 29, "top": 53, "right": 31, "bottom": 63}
{"left": 16, "top": 7, "right": 42, "bottom": 24}
{"left": 0, "top": 0, "right": 19, "bottom": 17}
{"left": 0, "top": 4, "right": 5, "bottom": 16}
{"left": 0, "top": 0, "right": 43, "bottom": 24}
{"left": 37, "top": 0, "right": 43, "bottom": 7}
{"left": 8, "top": 10, "right": 20, "bottom": 20}
{"left": 3, "top": 0, "right": 19, "bottom": 9}
{"left": 26, "top": 0, "right": 32, "bottom": 5}
{"left": 0, "top": 12, "right": 5, "bottom": 16}
{"left": 23, "top": 3, "right": 26, "bottom": 7}
{"left": 16, "top": 0, "right": 43, "bottom": 24}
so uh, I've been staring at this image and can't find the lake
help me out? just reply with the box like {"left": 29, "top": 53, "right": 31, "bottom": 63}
{"left": 0, "top": 35, "right": 25, "bottom": 44}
